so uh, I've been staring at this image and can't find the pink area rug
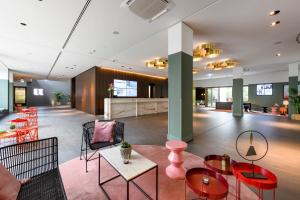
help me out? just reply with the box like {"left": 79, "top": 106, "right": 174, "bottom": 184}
{"left": 60, "top": 145, "right": 257, "bottom": 200}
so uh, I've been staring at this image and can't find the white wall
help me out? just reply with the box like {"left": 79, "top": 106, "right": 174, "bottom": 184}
{"left": 194, "top": 70, "right": 300, "bottom": 87}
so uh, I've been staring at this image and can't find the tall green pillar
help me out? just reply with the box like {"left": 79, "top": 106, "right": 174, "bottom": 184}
{"left": 167, "top": 22, "right": 193, "bottom": 142}
{"left": 8, "top": 70, "right": 14, "bottom": 112}
{"left": 232, "top": 67, "right": 243, "bottom": 117}
{"left": 288, "top": 63, "right": 299, "bottom": 118}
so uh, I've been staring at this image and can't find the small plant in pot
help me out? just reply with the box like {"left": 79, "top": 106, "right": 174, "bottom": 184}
{"left": 120, "top": 141, "right": 132, "bottom": 164}
{"left": 53, "top": 91, "right": 63, "bottom": 106}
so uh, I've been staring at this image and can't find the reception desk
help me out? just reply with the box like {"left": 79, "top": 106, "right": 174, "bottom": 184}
{"left": 104, "top": 98, "right": 168, "bottom": 119}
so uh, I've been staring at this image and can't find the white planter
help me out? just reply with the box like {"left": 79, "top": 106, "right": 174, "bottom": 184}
{"left": 291, "top": 114, "right": 300, "bottom": 120}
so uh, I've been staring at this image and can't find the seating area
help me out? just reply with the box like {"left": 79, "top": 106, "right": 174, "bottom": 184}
{"left": 1, "top": 1, "right": 300, "bottom": 200}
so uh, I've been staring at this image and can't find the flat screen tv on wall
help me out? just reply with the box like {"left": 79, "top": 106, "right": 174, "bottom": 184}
{"left": 113, "top": 79, "right": 137, "bottom": 97}
{"left": 256, "top": 84, "right": 272, "bottom": 96}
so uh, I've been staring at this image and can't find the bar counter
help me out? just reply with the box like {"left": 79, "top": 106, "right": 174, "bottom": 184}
{"left": 104, "top": 98, "right": 168, "bottom": 119}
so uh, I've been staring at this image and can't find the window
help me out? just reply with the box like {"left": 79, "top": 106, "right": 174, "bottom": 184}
{"left": 34, "top": 88, "right": 44, "bottom": 96}
{"left": 243, "top": 86, "right": 249, "bottom": 102}
{"left": 219, "top": 87, "right": 232, "bottom": 102}
{"left": 211, "top": 88, "right": 219, "bottom": 107}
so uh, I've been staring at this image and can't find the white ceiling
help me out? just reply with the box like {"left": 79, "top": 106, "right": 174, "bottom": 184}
{"left": 0, "top": 0, "right": 299, "bottom": 81}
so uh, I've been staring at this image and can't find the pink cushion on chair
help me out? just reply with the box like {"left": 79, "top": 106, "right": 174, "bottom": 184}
{"left": 92, "top": 121, "right": 116, "bottom": 143}
{"left": 0, "top": 163, "right": 21, "bottom": 200}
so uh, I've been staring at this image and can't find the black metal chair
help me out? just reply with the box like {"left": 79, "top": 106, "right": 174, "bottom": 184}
{"left": 80, "top": 120, "right": 124, "bottom": 172}
{"left": 0, "top": 137, "right": 67, "bottom": 200}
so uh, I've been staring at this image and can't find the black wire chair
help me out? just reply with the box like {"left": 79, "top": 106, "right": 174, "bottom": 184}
{"left": 0, "top": 137, "right": 67, "bottom": 200}
{"left": 80, "top": 120, "right": 124, "bottom": 172}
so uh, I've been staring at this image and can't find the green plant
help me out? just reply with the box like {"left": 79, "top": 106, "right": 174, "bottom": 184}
{"left": 121, "top": 141, "right": 131, "bottom": 148}
{"left": 0, "top": 130, "right": 6, "bottom": 134}
{"left": 10, "top": 124, "right": 16, "bottom": 130}
{"left": 53, "top": 91, "right": 63, "bottom": 103}
{"left": 289, "top": 88, "right": 300, "bottom": 114}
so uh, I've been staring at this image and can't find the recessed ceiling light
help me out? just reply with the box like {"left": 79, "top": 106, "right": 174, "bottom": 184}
{"left": 113, "top": 31, "right": 119, "bottom": 35}
{"left": 271, "top": 21, "right": 280, "bottom": 27}
{"left": 276, "top": 53, "right": 281, "bottom": 57}
{"left": 20, "top": 22, "right": 27, "bottom": 26}
{"left": 208, "top": 73, "right": 212, "bottom": 77}
{"left": 269, "top": 10, "right": 280, "bottom": 16}
{"left": 274, "top": 41, "right": 282, "bottom": 45}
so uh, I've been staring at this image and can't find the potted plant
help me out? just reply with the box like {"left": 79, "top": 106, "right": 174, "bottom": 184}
{"left": 107, "top": 83, "right": 114, "bottom": 98}
{"left": 10, "top": 124, "right": 16, "bottom": 130}
{"left": 120, "top": 141, "right": 132, "bottom": 164}
{"left": 289, "top": 88, "right": 300, "bottom": 120}
{"left": 53, "top": 92, "right": 63, "bottom": 106}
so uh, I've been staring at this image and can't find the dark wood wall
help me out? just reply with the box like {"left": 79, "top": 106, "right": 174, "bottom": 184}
{"left": 71, "top": 77, "right": 76, "bottom": 108}
{"left": 95, "top": 67, "right": 168, "bottom": 115}
{"left": 71, "top": 66, "right": 168, "bottom": 115}
{"left": 74, "top": 67, "right": 96, "bottom": 114}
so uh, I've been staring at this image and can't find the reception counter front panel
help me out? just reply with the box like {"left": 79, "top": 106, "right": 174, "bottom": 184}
{"left": 104, "top": 98, "right": 168, "bottom": 119}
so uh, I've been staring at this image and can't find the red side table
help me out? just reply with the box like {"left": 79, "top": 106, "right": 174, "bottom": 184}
{"left": 165, "top": 140, "right": 187, "bottom": 180}
{"left": 186, "top": 168, "right": 229, "bottom": 199}
{"left": 232, "top": 162, "right": 277, "bottom": 200}
{"left": 204, "top": 154, "right": 237, "bottom": 176}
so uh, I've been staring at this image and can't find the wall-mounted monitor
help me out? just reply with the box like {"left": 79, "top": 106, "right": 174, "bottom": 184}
{"left": 113, "top": 79, "right": 137, "bottom": 97}
{"left": 256, "top": 84, "right": 272, "bottom": 96}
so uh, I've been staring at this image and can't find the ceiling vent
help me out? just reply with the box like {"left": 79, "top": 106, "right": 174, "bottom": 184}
{"left": 120, "top": 0, "right": 174, "bottom": 22}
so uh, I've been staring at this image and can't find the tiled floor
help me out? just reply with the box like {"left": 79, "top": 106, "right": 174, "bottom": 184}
{"left": 1, "top": 106, "right": 300, "bottom": 200}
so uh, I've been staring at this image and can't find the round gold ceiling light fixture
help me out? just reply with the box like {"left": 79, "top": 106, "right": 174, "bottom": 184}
{"left": 206, "top": 59, "right": 239, "bottom": 71}
{"left": 192, "top": 68, "right": 200, "bottom": 74}
{"left": 193, "top": 43, "right": 222, "bottom": 61}
{"left": 145, "top": 57, "right": 168, "bottom": 70}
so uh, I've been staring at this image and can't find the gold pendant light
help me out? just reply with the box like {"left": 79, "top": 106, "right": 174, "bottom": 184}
{"left": 193, "top": 43, "right": 222, "bottom": 61}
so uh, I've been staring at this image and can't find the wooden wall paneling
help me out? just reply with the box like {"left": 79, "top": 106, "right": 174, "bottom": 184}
{"left": 74, "top": 67, "right": 96, "bottom": 115}
{"left": 95, "top": 67, "right": 168, "bottom": 115}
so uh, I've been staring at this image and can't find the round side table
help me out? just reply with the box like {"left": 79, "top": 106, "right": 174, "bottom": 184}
{"left": 165, "top": 140, "right": 187, "bottom": 180}
{"left": 232, "top": 162, "right": 277, "bottom": 200}
{"left": 204, "top": 155, "right": 237, "bottom": 178}
{"left": 186, "top": 168, "right": 229, "bottom": 199}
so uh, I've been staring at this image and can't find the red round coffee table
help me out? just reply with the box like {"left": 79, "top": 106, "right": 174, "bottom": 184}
{"left": 204, "top": 154, "right": 237, "bottom": 176}
{"left": 186, "top": 167, "right": 229, "bottom": 199}
{"left": 165, "top": 140, "right": 187, "bottom": 180}
{"left": 232, "top": 162, "right": 277, "bottom": 200}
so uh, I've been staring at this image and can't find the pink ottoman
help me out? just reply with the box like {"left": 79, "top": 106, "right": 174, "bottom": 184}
{"left": 165, "top": 140, "right": 188, "bottom": 180}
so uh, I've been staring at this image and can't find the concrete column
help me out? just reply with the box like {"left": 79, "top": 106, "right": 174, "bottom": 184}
{"left": 167, "top": 22, "right": 193, "bottom": 142}
{"left": 232, "top": 67, "right": 243, "bottom": 117}
{"left": 8, "top": 70, "right": 14, "bottom": 112}
{"left": 0, "top": 64, "right": 9, "bottom": 111}
{"left": 288, "top": 63, "right": 299, "bottom": 118}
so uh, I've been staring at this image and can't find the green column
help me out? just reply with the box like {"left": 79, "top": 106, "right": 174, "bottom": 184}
{"left": 232, "top": 78, "right": 244, "bottom": 117}
{"left": 8, "top": 71, "right": 14, "bottom": 112}
{"left": 167, "top": 22, "right": 193, "bottom": 142}
{"left": 288, "top": 63, "right": 299, "bottom": 118}
{"left": 288, "top": 76, "right": 298, "bottom": 118}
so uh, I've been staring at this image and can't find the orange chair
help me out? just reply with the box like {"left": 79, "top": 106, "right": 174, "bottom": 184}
{"left": 16, "top": 126, "right": 38, "bottom": 143}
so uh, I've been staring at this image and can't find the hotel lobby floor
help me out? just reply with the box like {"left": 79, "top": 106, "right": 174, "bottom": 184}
{"left": 1, "top": 106, "right": 300, "bottom": 200}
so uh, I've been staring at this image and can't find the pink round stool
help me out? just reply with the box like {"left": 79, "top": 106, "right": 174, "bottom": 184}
{"left": 165, "top": 140, "right": 188, "bottom": 180}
